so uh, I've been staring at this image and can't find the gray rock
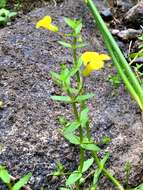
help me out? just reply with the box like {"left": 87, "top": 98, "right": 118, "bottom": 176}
{"left": 133, "top": 57, "right": 143, "bottom": 64}
{"left": 101, "top": 9, "right": 113, "bottom": 21}
{"left": 112, "top": 28, "right": 142, "bottom": 41}
{"left": 125, "top": 2, "right": 143, "bottom": 28}
{"left": 115, "top": 0, "right": 138, "bottom": 11}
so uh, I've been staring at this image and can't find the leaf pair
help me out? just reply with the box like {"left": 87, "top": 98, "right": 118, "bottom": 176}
{"left": 0, "top": 166, "right": 32, "bottom": 190}
{"left": 0, "top": 8, "right": 16, "bottom": 26}
{"left": 64, "top": 17, "right": 82, "bottom": 35}
{"left": 51, "top": 93, "right": 94, "bottom": 103}
{"left": 66, "top": 157, "right": 94, "bottom": 186}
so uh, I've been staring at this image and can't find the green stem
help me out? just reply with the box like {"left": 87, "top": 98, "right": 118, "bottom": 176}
{"left": 92, "top": 152, "right": 124, "bottom": 190}
{"left": 73, "top": 36, "right": 80, "bottom": 84}
{"left": 86, "top": 0, "right": 143, "bottom": 110}
{"left": 67, "top": 88, "right": 84, "bottom": 190}
{"left": 72, "top": 36, "right": 85, "bottom": 175}
{"left": 72, "top": 103, "right": 84, "bottom": 171}
{"left": 7, "top": 183, "right": 12, "bottom": 190}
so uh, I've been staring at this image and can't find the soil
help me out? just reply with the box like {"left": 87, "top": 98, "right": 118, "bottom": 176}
{"left": 0, "top": 0, "right": 143, "bottom": 189}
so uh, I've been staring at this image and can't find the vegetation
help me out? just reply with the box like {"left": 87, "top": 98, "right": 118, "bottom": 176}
{"left": 0, "top": 165, "right": 31, "bottom": 190}
{"left": 36, "top": 15, "right": 124, "bottom": 190}
{"left": 0, "top": 0, "right": 16, "bottom": 26}
{"left": 85, "top": 0, "right": 143, "bottom": 111}
{"left": 0, "top": 0, "right": 143, "bottom": 189}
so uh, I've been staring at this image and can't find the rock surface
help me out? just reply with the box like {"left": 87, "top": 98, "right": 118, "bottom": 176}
{"left": 125, "top": 1, "right": 143, "bottom": 28}
{"left": 0, "top": 0, "right": 143, "bottom": 189}
{"left": 111, "top": 28, "right": 142, "bottom": 41}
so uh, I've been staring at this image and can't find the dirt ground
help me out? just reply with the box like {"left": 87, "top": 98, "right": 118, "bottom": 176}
{"left": 0, "top": 0, "right": 143, "bottom": 189}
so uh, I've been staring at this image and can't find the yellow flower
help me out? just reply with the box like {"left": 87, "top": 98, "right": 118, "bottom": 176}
{"left": 36, "top": 16, "right": 59, "bottom": 32}
{"left": 81, "top": 51, "right": 110, "bottom": 77}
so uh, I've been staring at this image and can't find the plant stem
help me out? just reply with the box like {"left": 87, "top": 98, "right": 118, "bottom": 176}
{"left": 73, "top": 36, "right": 80, "bottom": 84}
{"left": 72, "top": 103, "right": 84, "bottom": 170}
{"left": 7, "top": 183, "right": 12, "bottom": 190}
{"left": 92, "top": 152, "right": 124, "bottom": 190}
{"left": 86, "top": 0, "right": 143, "bottom": 110}
{"left": 72, "top": 35, "right": 85, "bottom": 175}
{"left": 66, "top": 88, "right": 85, "bottom": 190}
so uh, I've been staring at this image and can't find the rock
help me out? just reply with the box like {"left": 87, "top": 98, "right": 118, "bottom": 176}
{"left": 112, "top": 28, "right": 142, "bottom": 41}
{"left": 101, "top": 9, "right": 113, "bottom": 22}
{"left": 133, "top": 57, "right": 143, "bottom": 64}
{"left": 116, "top": 0, "right": 137, "bottom": 10}
{"left": 111, "top": 29, "right": 120, "bottom": 35}
{"left": 125, "top": 2, "right": 143, "bottom": 28}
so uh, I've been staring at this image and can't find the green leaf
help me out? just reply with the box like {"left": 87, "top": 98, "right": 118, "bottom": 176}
{"left": 90, "top": 187, "right": 96, "bottom": 190}
{"left": 81, "top": 158, "right": 94, "bottom": 173}
{"left": 0, "top": 0, "right": 7, "bottom": 8}
{"left": 101, "top": 136, "right": 111, "bottom": 145}
{"left": 0, "top": 166, "right": 10, "bottom": 184}
{"left": 60, "top": 188, "right": 71, "bottom": 190}
{"left": 64, "top": 133, "right": 80, "bottom": 145}
{"left": 51, "top": 96, "right": 71, "bottom": 102}
{"left": 60, "top": 67, "right": 71, "bottom": 83}
{"left": 64, "top": 121, "right": 80, "bottom": 134}
{"left": 139, "top": 44, "right": 143, "bottom": 49}
{"left": 75, "top": 23, "right": 82, "bottom": 34}
{"left": 8, "top": 12, "right": 17, "bottom": 18}
{"left": 76, "top": 93, "right": 95, "bottom": 102}
{"left": 130, "top": 184, "right": 143, "bottom": 190}
{"left": 80, "top": 107, "right": 89, "bottom": 127}
{"left": 64, "top": 17, "right": 77, "bottom": 29}
{"left": 129, "top": 52, "right": 143, "bottom": 59}
{"left": 69, "top": 58, "right": 82, "bottom": 77}
{"left": 0, "top": 8, "right": 9, "bottom": 17}
{"left": 66, "top": 171, "right": 82, "bottom": 186}
{"left": 93, "top": 153, "right": 109, "bottom": 185}
{"left": 51, "top": 171, "right": 61, "bottom": 176}
{"left": 51, "top": 71, "right": 61, "bottom": 80}
{"left": 81, "top": 143, "right": 100, "bottom": 152}
{"left": 76, "top": 43, "right": 87, "bottom": 49}
{"left": 12, "top": 173, "right": 32, "bottom": 190}
{"left": 58, "top": 41, "right": 72, "bottom": 48}
{"left": 0, "top": 16, "right": 5, "bottom": 21}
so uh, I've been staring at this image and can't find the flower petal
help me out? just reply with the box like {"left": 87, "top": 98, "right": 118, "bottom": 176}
{"left": 82, "top": 64, "right": 95, "bottom": 77}
{"left": 36, "top": 16, "right": 59, "bottom": 32}
{"left": 48, "top": 24, "right": 59, "bottom": 32}
{"left": 36, "top": 16, "right": 52, "bottom": 29}
{"left": 99, "top": 54, "right": 110, "bottom": 61}
{"left": 81, "top": 52, "right": 99, "bottom": 66}
{"left": 82, "top": 60, "right": 104, "bottom": 77}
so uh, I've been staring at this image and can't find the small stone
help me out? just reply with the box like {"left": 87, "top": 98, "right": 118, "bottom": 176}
{"left": 111, "top": 29, "right": 120, "bottom": 35}
{"left": 116, "top": 29, "right": 142, "bottom": 41}
{"left": 125, "top": 2, "right": 143, "bottom": 28}
{"left": 101, "top": 9, "right": 113, "bottom": 22}
{"left": 116, "top": 0, "right": 137, "bottom": 11}
{"left": 133, "top": 57, "right": 143, "bottom": 64}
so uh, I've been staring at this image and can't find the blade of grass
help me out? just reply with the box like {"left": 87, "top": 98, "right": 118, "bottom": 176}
{"left": 105, "top": 35, "right": 143, "bottom": 110}
{"left": 85, "top": 0, "right": 143, "bottom": 110}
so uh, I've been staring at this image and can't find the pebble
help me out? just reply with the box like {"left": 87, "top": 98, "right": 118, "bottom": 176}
{"left": 101, "top": 9, "right": 113, "bottom": 22}
{"left": 125, "top": 2, "right": 143, "bottom": 28}
{"left": 112, "top": 28, "right": 142, "bottom": 41}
